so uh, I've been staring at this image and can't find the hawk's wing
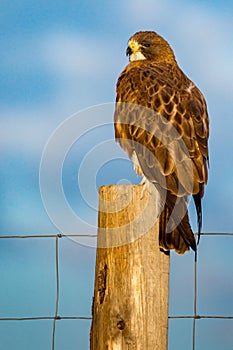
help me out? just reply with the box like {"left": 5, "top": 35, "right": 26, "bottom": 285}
{"left": 114, "top": 61, "right": 209, "bottom": 252}
{"left": 115, "top": 61, "right": 209, "bottom": 197}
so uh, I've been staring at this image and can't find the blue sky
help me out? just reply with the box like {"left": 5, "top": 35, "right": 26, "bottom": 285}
{"left": 1, "top": 1, "right": 233, "bottom": 349}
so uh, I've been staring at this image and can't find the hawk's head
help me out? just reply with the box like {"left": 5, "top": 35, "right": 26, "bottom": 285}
{"left": 126, "top": 31, "right": 176, "bottom": 63}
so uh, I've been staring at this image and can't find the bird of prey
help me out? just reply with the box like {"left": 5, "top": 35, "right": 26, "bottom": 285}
{"left": 114, "top": 31, "right": 209, "bottom": 254}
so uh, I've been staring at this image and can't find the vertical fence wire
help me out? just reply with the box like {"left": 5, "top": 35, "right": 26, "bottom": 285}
{"left": 192, "top": 250, "right": 198, "bottom": 350}
{"left": 52, "top": 234, "right": 60, "bottom": 350}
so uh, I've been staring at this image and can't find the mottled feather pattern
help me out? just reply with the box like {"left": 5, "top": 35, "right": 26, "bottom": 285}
{"left": 115, "top": 62, "right": 208, "bottom": 194}
{"left": 114, "top": 31, "right": 209, "bottom": 253}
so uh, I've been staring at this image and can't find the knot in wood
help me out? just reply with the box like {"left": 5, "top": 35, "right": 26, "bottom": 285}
{"left": 117, "top": 319, "right": 125, "bottom": 330}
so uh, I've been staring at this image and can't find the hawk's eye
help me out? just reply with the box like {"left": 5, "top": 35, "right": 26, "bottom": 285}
{"left": 142, "top": 43, "right": 150, "bottom": 48}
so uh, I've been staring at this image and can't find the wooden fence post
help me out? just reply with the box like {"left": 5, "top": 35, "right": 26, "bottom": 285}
{"left": 90, "top": 184, "right": 170, "bottom": 350}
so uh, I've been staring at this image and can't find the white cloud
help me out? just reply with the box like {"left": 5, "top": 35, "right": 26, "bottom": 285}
{"left": 2, "top": 29, "right": 124, "bottom": 110}
{"left": 38, "top": 31, "right": 110, "bottom": 78}
{"left": 36, "top": 31, "right": 125, "bottom": 108}
{"left": 2, "top": 30, "right": 113, "bottom": 78}
{"left": 0, "top": 109, "right": 57, "bottom": 155}
{"left": 0, "top": 31, "right": 122, "bottom": 156}
{"left": 123, "top": 0, "right": 170, "bottom": 27}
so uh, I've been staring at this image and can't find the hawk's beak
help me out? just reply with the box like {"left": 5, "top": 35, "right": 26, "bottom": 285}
{"left": 126, "top": 46, "right": 132, "bottom": 56}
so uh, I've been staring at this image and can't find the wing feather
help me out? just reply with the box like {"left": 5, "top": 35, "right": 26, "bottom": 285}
{"left": 114, "top": 61, "right": 209, "bottom": 198}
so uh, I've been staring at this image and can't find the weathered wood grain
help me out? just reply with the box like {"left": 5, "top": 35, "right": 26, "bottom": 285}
{"left": 90, "top": 185, "right": 170, "bottom": 350}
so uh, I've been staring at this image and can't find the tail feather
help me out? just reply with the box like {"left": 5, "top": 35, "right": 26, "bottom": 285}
{"left": 193, "top": 193, "right": 202, "bottom": 245}
{"left": 159, "top": 193, "right": 196, "bottom": 254}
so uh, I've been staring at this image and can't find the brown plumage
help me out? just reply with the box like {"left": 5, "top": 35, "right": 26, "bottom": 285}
{"left": 114, "top": 31, "right": 209, "bottom": 254}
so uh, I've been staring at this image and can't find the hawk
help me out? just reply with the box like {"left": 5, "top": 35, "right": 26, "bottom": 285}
{"left": 114, "top": 31, "right": 209, "bottom": 254}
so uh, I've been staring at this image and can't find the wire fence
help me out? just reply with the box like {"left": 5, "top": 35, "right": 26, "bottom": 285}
{"left": 0, "top": 232, "right": 232, "bottom": 349}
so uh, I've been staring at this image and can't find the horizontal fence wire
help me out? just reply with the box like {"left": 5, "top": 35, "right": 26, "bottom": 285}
{"left": 169, "top": 315, "right": 233, "bottom": 319}
{"left": 0, "top": 234, "right": 98, "bottom": 239}
{"left": 0, "top": 316, "right": 92, "bottom": 321}
{"left": 0, "top": 232, "right": 232, "bottom": 350}
{"left": 0, "top": 232, "right": 232, "bottom": 240}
